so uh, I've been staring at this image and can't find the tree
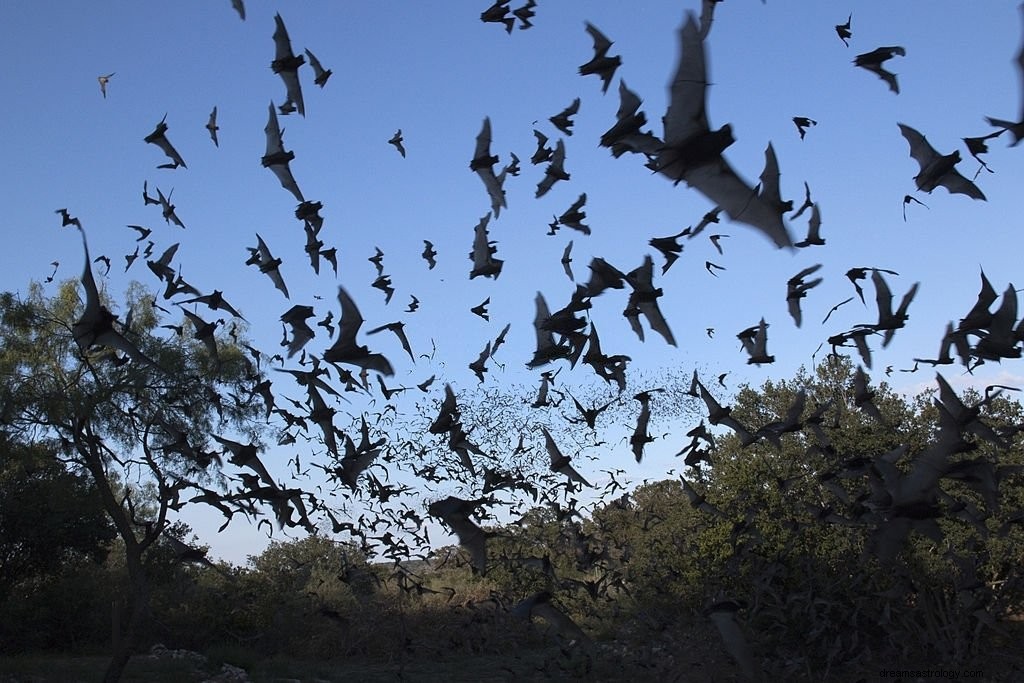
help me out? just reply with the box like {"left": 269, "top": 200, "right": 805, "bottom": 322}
{"left": 0, "top": 435, "right": 115, "bottom": 601}
{"left": 0, "top": 280, "right": 272, "bottom": 681}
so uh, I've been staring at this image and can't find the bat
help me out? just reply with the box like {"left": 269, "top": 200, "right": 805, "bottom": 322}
{"left": 97, "top": 72, "right": 114, "bottom": 98}
{"left": 271, "top": 14, "right": 305, "bottom": 116}
{"left": 786, "top": 263, "right": 823, "bottom": 327}
{"left": 366, "top": 321, "right": 415, "bottom": 362}
{"left": 737, "top": 318, "right": 774, "bottom": 364}
{"left": 469, "top": 212, "right": 503, "bottom": 279}
{"left": 854, "top": 46, "right": 905, "bottom": 94}
{"left": 601, "top": 79, "right": 661, "bottom": 158}
{"left": 653, "top": 13, "right": 793, "bottom": 249}
{"left": 793, "top": 116, "right": 817, "bottom": 139}
{"left": 177, "top": 290, "right": 245, "bottom": 320}
{"left": 201, "top": 106, "right": 220, "bottom": 147}
{"left": 470, "top": 118, "right": 507, "bottom": 217}
{"left": 835, "top": 14, "right": 851, "bottom": 46}
{"left": 470, "top": 297, "right": 490, "bottom": 320}
{"left": 279, "top": 304, "right": 316, "bottom": 357}
{"left": 69, "top": 224, "right": 163, "bottom": 370}
{"left": 388, "top": 129, "right": 406, "bottom": 157}
{"left": 535, "top": 138, "right": 568, "bottom": 198}
{"left": 794, "top": 203, "right": 825, "bottom": 247}
{"left": 556, "top": 193, "right": 588, "bottom": 234}
{"left": 427, "top": 496, "right": 493, "bottom": 574}
{"left": 549, "top": 98, "right": 580, "bottom": 135}
{"left": 323, "top": 286, "right": 394, "bottom": 376}
{"left": 542, "top": 427, "right": 591, "bottom": 487}
{"left": 898, "top": 123, "right": 985, "bottom": 200}
{"left": 561, "top": 241, "right": 574, "bottom": 281}
{"left": 144, "top": 115, "right": 187, "bottom": 169}
{"left": 962, "top": 130, "right": 1003, "bottom": 176}
{"left": 512, "top": 0, "right": 536, "bottom": 30}
{"left": 869, "top": 268, "right": 919, "bottom": 347}
{"left": 480, "top": 0, "right": 514, "bottom": 34}
{"left": 421, "top": 240, "right": 437, "bottom": 269}
{"left": 231, "top": 0, "right": 245, "bottom": 20}
{"left": 304, "top": 48, "right": 332, "bottom": 87}
{"left": 468, "top": 341, "right": 491, "bottom": 382}
{"left": 247, "top": 233, "right": 289, "bottom": 298}
{"left": 624, "top": 255, "right": 676, "bottom": 346}
{"left": 155, "top": 187, "right": 185, "bottom": 229}
{"left": 262, "top": 103, "right": 305, "bottom": 202}
{"left": 579, "top": 23, "right": 621, "bottom": 93}
{"left": 530, "top": 129, "right": 553, "bottom": 164}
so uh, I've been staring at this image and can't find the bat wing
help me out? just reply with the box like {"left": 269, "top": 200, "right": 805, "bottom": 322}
{"left": 937, "top": 170, "right": 986, "bottom": 200}
{"left": 336, "top": 286, "right": 365, "bottom": 349}
{"left": 897, "top": 123, "right": 938, "bottom": 170}
{"left": 664, "top": 12, "right": 710, "bottom": 146}
{"left": 684, "top": 159, "right": 793, "bottom": 248}
{"left": 584, "top": 22, "right": 613, "bottom": 56}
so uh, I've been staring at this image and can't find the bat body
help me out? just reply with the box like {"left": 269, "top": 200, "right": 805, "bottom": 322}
{"left": 304, "top": 48, "right": 332, "bottom": 87}
{"left": 579, "top": 23, "right": 621, "bottom": 93}
{"left": 535, "top": 139, "right": 568, "bottom": 198}
{"left": 323, "top": 287, "right": 394, "bottom": 376}
{"left": 206, "top": 106, "right": 219, "bottom": 147}
{"left": 469, "top": 213, "right": 503, "bottom": 279}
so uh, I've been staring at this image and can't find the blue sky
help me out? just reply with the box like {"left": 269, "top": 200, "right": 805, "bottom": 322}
{"left": 3, "top": 1, "right": 1023, "bottom": 563}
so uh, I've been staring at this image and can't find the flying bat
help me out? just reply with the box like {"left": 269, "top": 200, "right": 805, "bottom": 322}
{"left": 542, "top": 427, "right": 591, "bottom": 487}
{"left": 869, "top": 269, "right": 919, "bottom": 346}
{"left": 155, "top": 187, "right": 185, "bottom": 228}
{"left": 262, "top": 102, "right": 305, "bottom": 202}
{"left": 535, "top": 138, "right": 568, "bottom": 198}
{"left": 421, "top": 240, "right": 437, "bottom": 268}
{"left": 469, "top": 213, "right": 503, "bottom": 279}
{"left": 556, "top": 193, "right": 588, "bottom": 234}
{"left": 835, "top": 14, "right": 852, "bottom": 46}
{"left": 854, "top": 46, "right": 905, "bottom": 94}
{"left": 428, "top": 496, "right": 492, "bottom": 574}
{"left": 205, "top": 106, "right": 219, "bottom": 147}
{"left": 271, "top": 13, "right": 305, "bottom": 116}
{"left": 794, "top": 203, "right": 825, "bottom": 247}
{"left": 793, "top": 116, "right": 817, "bottom": 139}
{"left": 97, "top": 72, "right": 114, "bottom": 98}
{"left": 178, "top": 290, "right": 245, "bottom": 320}
{"left": 561, "top": 241, "right": 574, "bottom": 281}
{"left": 579, "top": 23, "right": 621, "bottom": 93}
{"left": 480, "top": 0, "right": 514, "bottom": 34}
{"left": 304, "top": 48, "right": 332, "bottom": 87}
{"left": 549, "top": 98, "right": 580, "bottom": 136}
{"left": 247, "top": 233, "right": 289, "bottom": 298}
{"left": 652, "top": 13, "right": 793, "bottom": 249}
{"left": 898, "top": 123, "right": 985, "bottom": 200}
{"left": 144, "top": 115, "right": 187, "bottom": 169}
{"left": 280, "top": 305, "right": 315, "bottom": 358}
{"left": 468, "top": 341, "right": 491, "bottom": 382}
{"left": 231, "top": 0, "right": 245, "bottom": 20}
{"left": 470, "top": 118, "right": 507, "bottom": 217}
{"left": 513, "top": 0, "right": 536, "bottom": 30}
{"left": 470, "top": 297, "right": 490, "bottom": 320}
{"left": 530, "top": 129, "right": 553, "bottom": 164}
{"left": 366, "top": 321, "right": 415, "bottom": 362}
{"left": 786, "top": 263, "right": 823, "bottom": 327}
{"left": 737, "top": 318, "right": 774, "bottom": 364}
{"left": 624, "top": 255, "right": 676, "bottom": 346}
{"left": 388, "top": 129, "right": 406, "bottom": 157}
{"left": 600, "top": 79, "right": 662, "bottom": 158}
{"left": 323, "top": 287, "right": 395, "bottom": 376}
{"left": 962, "top": 130, "right": 1003, "bottom": 176}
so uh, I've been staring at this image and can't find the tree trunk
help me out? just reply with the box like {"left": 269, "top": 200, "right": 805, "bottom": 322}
{"left": 103, "top": 547, "right": 150, "bottom": 683}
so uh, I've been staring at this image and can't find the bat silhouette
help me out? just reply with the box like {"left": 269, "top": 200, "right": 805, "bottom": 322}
{"left": 180, "top": 308, "right": 223, "bottom": 363}
{"left": 271, "top": 14, "right": 305, "bottom": 116}
{"left": 793, "top": 116, "right": 817, "bottom": 139}
{"left": 178, "top": 290, "right": 244, "bottom": 320}
{"left": 421, "top": 240, "right": 437, "bottom": 269}
{"left": 556, "top": 193, "right": 588, "bottom": 234}
{"left": 304, "top": 48, "right": 332, "bottom": 87}
{"left": 854, "top": 46, "right": 905, "bottom": 94}
{"left": 388, "top": 129, "right": 406, "bottom": 157}
{"left": 579, "top": 23, "right": 621, "bottom": 93}
{"left": 205, "top": 106, "right": 219, "bottom": 147}
{"left": 428, "top": 496, "right": 493, "bottom": 574}
{"left": 154, "top": 187, "right": 185, "bottom": 228}
{"left": 835, "top": 14, "right": 852, "bottom": 46}
{"left": 542, "top": 427, "right": 591, "bottom": 487}
{"left": 624, "top": 255, "right": 676, "bottom": 346}
{"left": 962, "top": 130, "right": 1003, "bottom": 176}
{"left": 469, "top": 213, "right": 504, "bottom": 279}
{"left": 653, "top": 13, "right": 793, "bottom": 249}
{"left": 262, "top": 103, "right": 304, "bottom": 202}
{"left": 471, "top": 297, "right": 490, "bottom": 320}
{"left": 70, "top": 224, "right": 163, "bottom": 370}
{"left": 513, "top": 0, "right": 536, "bottom": 30}
{"left": 530, "top": 129, "right": 553, "bottom": 164}
{"left": 535, "top": 138, "right": 568, "bottom": 198}
{"left": 406, "top": 295, "right": 419, "bottom": 313}
{"left": 549, "top": 98, "right": 580, "bottom": 136}
{"left": 97, "top": 72, "right": 114, "bottom": 98}
{"left": 280, "top": 305, "right": 315, "bottom": 358}
{"left": 470, "top": 118, "right": 507, "bottom": 217}
{"left": 868, "top": 268, "right": 919, "bottom": 346}
{"left": 986, "top": 4, "right": 1024, "bottom": 145}
{"left": 898, "top": 123, "right": 985, "bottom": 200}
{"left": 480, "top": 0, "right": 514, "bottom": 34}
{"left": 323, "top": 287, "right": 394, "bottom": 376}
{"left": 144, "top": 115, "right": 187, "bottom": 169}
{"left": 846, "top": 266, "right": 898, "bottom": 304}
{"left": 469, "top": 341, "right": 491, "bottom": 382}
{"left": 794, "top": 203, "right": 825, "bottom": 247}
{"left": 561, "top": 241, "right": 574, "bottom": 281}
{"left": 247, "top": 233, "right": 289, "bottom": 298}
{"left": 601, "top": 80, "right": 661, "bottom": 158}
{"left": 649, "top": 228, "right": 688, "bottom": 273}
{"left": 786, "top": 263, "right": 823, "bottom": 327}
{"left": 737, "top": 318, "right": 774, "bottom": 364}
{"left": 231, "top": 0, "right": 245, "bottom": 20}
{"left": 366, "top": 321, "right": 415, "bottom": 362}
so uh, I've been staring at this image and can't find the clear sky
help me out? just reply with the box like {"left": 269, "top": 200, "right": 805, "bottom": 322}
{"left": 3, "top": 1, "right": 1023, "bottom": 564}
